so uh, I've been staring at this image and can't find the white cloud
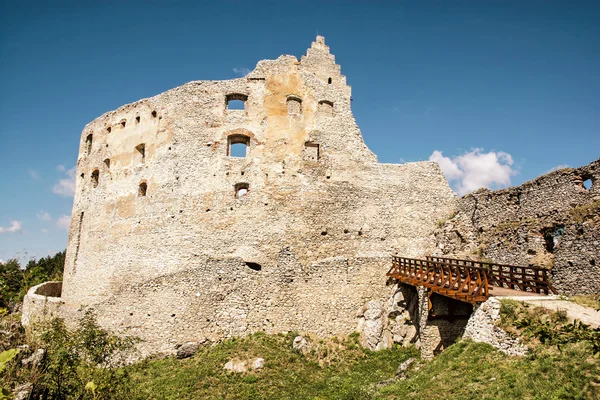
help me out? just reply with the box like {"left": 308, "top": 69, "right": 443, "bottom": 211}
{"left": 57, "top": 214, "right": 71, "bottom": 230}
{"left": 37, "top": 210, "right": 52, "bottom": 221}
{"left": 53, "top": 166, "right": 76, "bottom": 197}
{"left": 56, "top": 164, "right": 66, "bottom": 172}
{"left": 0, "top": 220, "right": 23, "bottom": 234}
{"left": 233, "top": 67, "right": 251, "bottom": 77}
{"left": 28, "top": 169, "right": 40, "bottom": 180}
{"left": 429, "top": 148, "right": 517, "bottom": 196}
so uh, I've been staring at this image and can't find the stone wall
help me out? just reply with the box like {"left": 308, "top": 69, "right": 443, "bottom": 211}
{"left": 22, "top": 282, "right": 64, "bottom": 327}
{"left": 359, "top": 283, "right": 472, "bottom": 359}
{"left": 435, "top": 159, "right": 600, "bottom": 294}
{"left": 47, "top": 36, "right": 455, "bottom": 356}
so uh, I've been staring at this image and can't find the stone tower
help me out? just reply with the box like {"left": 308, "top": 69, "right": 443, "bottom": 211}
{"left": 52, "top": 36, "right": 454, "bottom": 355}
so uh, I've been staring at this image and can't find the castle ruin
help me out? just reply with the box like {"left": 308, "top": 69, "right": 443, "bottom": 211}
{"left": 24, "top": 37, "right": 454, "bottom": 355}
{"left": 22, "top": 36, "right": 599, "bottom": 358}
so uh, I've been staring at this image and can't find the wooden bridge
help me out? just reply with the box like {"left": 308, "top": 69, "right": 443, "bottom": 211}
{"left": 386, "top": 255, "right": 557, "bottom": 305}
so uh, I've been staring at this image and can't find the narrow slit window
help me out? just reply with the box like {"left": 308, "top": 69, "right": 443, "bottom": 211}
{"left": 287, "top": 96, "right": 302, "bottom": 116}
{"left": 86, "top": 134, "right": 93, "bottom": 155}
{"left": 228, "top": 135, "right": 249, "bottom": 158}
{"left": 328, "top": 77, "right": 332, "bottom": 84}
{"left": 138, "top": 181, "right": 147, "bottom": 197}
{"left": 136, "top": 143, "right": 146, "bottom": 164}
{"left": 136, "top": 116, "right": 140, "bottom": 123}
{"left": 226, "top": 93, "right": 248, "bottom": 110}
{"left": 91, "top": 169, "right": 99, "bottom": 188}
{"left": 104, "top": 158, "right": 110, "bottom": 169}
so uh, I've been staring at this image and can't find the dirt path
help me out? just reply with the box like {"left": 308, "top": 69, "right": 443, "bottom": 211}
{"left": 498, "top": 294, "right": 600, "bottom": 328}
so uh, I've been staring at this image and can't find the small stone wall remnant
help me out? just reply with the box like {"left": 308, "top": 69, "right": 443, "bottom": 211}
{"left": 21, "top": 281, "right": 64, "bottom": 327}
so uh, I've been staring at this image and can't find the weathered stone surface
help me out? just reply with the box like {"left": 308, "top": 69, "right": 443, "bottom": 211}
{"left": 13, "top": 383, "right": 33, "bottom": 400}
{"left": 463, "top": 298, "right": 527, "bottom": 356}
{"left": 23, "top": 36, "right": 454, "bottom": 357}
{"left": 292, "top": 336, "right": 308, "bottom": 352}
{"left": 224, "top": 359, "right": 248, "bottom": 373}
{"left": 252, "top": 357, "right": 264, "bottom": 370}
{"left": 396, "top": 357, "right": 416, "bottom": 378}
{"left": 435, "top": 159, "right": 600, "bottom": 294}
{"left": 176, "top": 342, "right": 200, "bottom": 359}
{"left": 21, "top": 348, "right": 45, "bottom": 368}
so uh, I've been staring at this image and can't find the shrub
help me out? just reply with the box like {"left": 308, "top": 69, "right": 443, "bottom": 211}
{"left": 23, "top": 309, "right": 139, "bottom": 399}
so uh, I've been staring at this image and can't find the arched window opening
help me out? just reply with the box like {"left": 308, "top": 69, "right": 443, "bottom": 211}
{"left": 85, "top": 134, "right": 93, "bottom": 155}
{"left": 226, "top": 93, "right": 248, "bottom": 110}
{"left": 91, "top": 169, "right": 99, "bottom": 188}
{"left": 135, "top": 143, "right": 146, "bottom": 164}
{"left": 235, "top": 182, "right": 249, "bottom": 198}
{"left": 303, "top": 142, "right": 320, "bottom": 161}
{"left": 151, "top": 111, "right": 157, "bottom": 118}
{"left": 120, "top": 119, "right": 126, "bottom": 128}
{"left": 582, "top": 176, "right": 593, "bottom": 190}
{"left": 318, "top": 100, "right": 334, "bottom": 117}
{"left": 138, "top": 181, "right": 147, "bottom": 197}
{"left": 136, "top": 116, "right": 140, "bottom": 123}
{"left": 287, "top": 96, "right": 302, "bottom": 116}
{"left": 228, "top": 134, "right": 249, "bottom": 158}
{"left": 328, "top": 77, "right": 332, "bottom": 84}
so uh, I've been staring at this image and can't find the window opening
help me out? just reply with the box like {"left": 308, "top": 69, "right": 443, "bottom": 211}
{"left": 121, "top": 120, "right": 126, "bottom": 128}
{"left": 151, "top": 111, "right": 157, "bottom": 118}
{"left": 583, "top": 177, "right": 593, "bottom": 190}
{"left": 226, "top": 93, "right": 248, "bottom": 110}
{"left": 318, "top": 100, "right": 334, "bottom": 117}
{"left": 85, "top": 134, "right": 93, "bottom": 155}
{"left": 107, "top": 126, "right": 111, "bottom": 133}
{"left": 136, "top": 143, "right": 146, "bottom": 164}
{"left": 328, "top": 77, "right": 332, "bottom": 84}
{"left": 138, "top": 181, "right": 147, "bottom": 197}
{"left": 542, "top": 225, "right": 564, "bottom": 253}
{"left": 246, "top": 262, "right": 262, "bottom": 271}
{"left": 303, "top": 142, "right": 320, "bottom": 161}
{"left": 235, "top": 182, "right": 249, "bottom": 198}
{"left": 104, "top": 158, "right": 110, "bottom": 169}
{"left": 287, "top": 96, "right": 302, "bottom": 116}
{"left": 228, "top": 135, "right": 249, "bottom": 157}
{"left": 91, "top": 169, "right": 99, "bottom": 188}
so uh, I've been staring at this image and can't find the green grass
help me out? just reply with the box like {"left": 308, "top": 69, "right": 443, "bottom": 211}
{"left": 379, "top": 340, "right": 599, "bottom": 400}
{"left": 128, "top": 332, "right": 419, "bottom": 400}
{"left": 124, "top": 331, "right": 600, "bottom": 400}
{"left": 569, "top": 295, "right": 600, "bottom": 311}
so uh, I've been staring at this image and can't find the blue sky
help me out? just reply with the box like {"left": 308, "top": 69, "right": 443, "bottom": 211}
{"left": 1, "top": 1, "right": 598, "bottom": 262}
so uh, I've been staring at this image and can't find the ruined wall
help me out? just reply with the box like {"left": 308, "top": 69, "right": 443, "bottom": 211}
{"left": 21, "top": 282, "right": 64, "bottom": 327}
{"left": 435, "top": 159, "right": 600, "bottom": 294}
{"left": 52, "top": 36, "right": 455, "bottom": 356}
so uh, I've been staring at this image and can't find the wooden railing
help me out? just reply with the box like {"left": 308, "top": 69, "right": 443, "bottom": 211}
{"left": 426, "top": 256, "right": 557, "bottom": 295}
{"left": 387, "top": 257, "right": 490, "bottom": 304}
